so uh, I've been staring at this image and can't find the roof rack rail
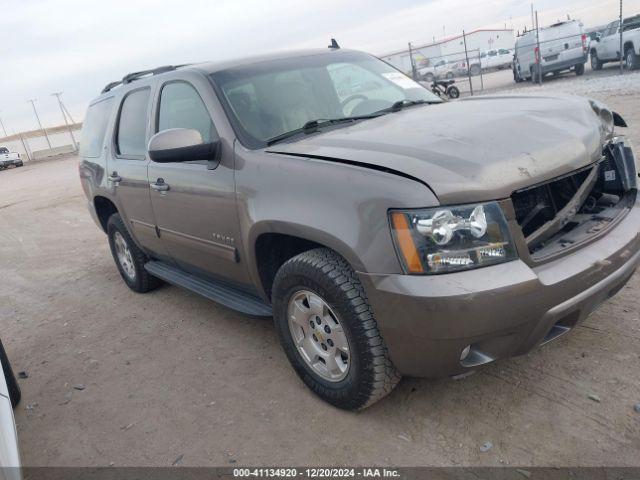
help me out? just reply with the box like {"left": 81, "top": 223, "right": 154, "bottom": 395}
{"left": 101, "top": 64, "right": 189, "bottom": 94}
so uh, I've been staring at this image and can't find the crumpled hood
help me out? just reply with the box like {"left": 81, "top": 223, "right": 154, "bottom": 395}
{"left": 267, "top": 94, "right": 607, "bottom": 204}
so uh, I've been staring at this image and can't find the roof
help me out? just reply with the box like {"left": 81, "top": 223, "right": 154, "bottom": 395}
{"left": 194, "top": 48, "right": 346, "bottom": 73}
{"left": 99, "top": 48, "right": 348, "bottom": 95}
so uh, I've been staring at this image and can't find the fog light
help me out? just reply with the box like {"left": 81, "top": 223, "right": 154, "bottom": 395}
{"left": 460, "top": 345, "right": 471, "bottom": 361}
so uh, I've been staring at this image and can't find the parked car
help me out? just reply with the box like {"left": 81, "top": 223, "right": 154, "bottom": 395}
{"left": 80, "top": 48, "right": 639, "bottom": 410}
{"left": 590, "top": 14, "right": 640, "bottom": 70}
{"left": 459, "top": 48, "right": 513, "bottom": 76}
{"left": 0, "top": 340, "right": 21, "bottom": 479}
{"left": 417, "top": 59, "right": 455, "bottom": 82}
{"left": 0, "top": 147, "right": 22, "bottom": 170}
{"left": 513, "top": 19, "right": 588, "bottom": 82}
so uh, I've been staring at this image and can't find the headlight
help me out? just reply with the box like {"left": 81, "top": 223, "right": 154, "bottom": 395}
{"left": 389, "top": 202, "right": 518, "bottom": 274}
{"left": 590, "top": 100, "right": 614, "bottom": 137}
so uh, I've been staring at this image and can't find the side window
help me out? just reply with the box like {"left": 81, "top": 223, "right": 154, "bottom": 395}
{"left": 80, "top": 97, "right": 114, "bottom": 158}
{"left": 117, "top": 88, "right": 151, "bottom": 157}
{"left": 158, "top": 82, "right": 216, "bottom": 142}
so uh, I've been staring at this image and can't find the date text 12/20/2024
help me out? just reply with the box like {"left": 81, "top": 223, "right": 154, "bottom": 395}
{"left": 233, "top": 468, "right": 401, "bottom": 478}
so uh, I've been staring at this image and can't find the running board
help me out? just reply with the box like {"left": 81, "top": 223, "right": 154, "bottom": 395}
{"left": 144, "top": 261, "right": 273, "bottom": 317}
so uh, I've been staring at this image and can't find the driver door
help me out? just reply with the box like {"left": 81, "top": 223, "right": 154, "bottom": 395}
{"left": 147, "top": 80, "right": 249, "bottom": 287}
{"left": 600, "top": 22, "right": 620, "bottom": 60}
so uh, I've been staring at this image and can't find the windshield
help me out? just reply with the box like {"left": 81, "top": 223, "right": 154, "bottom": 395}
{"left": 210, "top": 50, "right": 441, "bottom": 148}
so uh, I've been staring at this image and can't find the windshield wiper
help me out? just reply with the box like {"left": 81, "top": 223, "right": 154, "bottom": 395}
{"left": 265, "top": 100, "right": 438, "bottom": 146}
{"left": 387, "top": 99, "right": 438, "bottom": 112}
{"left": 266, "top": 114, "right": 383, "bottom": 146}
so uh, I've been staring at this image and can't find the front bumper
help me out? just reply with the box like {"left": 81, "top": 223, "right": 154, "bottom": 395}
{"left": 359, "top": 194, "right": 640, "bottom": 377}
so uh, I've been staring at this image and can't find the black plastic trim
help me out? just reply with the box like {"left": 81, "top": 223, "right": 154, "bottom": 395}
{"left": 144, "top": 261, "right": 272, "bottom": 317}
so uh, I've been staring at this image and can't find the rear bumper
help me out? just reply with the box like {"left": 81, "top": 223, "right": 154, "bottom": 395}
{"left": 0, "top": 160, "right": 21, "bottom": 167}
{"left": 541, "top": 52, "right": 587, "bottom": 73}
{"left": 359, "top": 194, "right": 640, "bottom": 377}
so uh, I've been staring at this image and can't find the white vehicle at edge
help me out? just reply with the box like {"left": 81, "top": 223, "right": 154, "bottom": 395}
{"left": 590, "top": 14, "right": 640, "bottom": 71}
{"left": 0, "top": 340, "right": 21, "bottom": 480}
{"left": 513, "top": 19, "right": 588, "bottom": 82}
{"left": 0, "top": 147, "right": 22, "bottom": 170}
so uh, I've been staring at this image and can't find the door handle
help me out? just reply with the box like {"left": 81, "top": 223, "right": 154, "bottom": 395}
{"left": 150, "top": 179, "right": 170, "bottom": 192}
{"left": 107, "top": 172, "right": 122, "bottom": 183}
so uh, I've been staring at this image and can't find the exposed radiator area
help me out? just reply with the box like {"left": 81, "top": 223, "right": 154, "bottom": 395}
{"left": 511, "top": 139, "right": 637, "bottom": 258}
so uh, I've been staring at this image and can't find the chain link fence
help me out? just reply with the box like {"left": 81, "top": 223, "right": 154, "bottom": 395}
{"left": 380, "top": 29, "right": 516, "bottom": 96}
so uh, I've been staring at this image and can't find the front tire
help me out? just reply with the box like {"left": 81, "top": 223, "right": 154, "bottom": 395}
{"left": 272, "top": 248, "right": 400, "bottom": 410}
{"left": 626, "top": 48, "right": 639, "bottom": 70}
{"left": 0, "top": 340, "right": 21, "bottom": 409}
{"left": 575, "top": 63, "right": 585, "bottom": 76}
{"left": 591, "top": 51, "right": 603, "bottom": 70}
{"left": 107, "top": 213, "right": 161, "bottom": 293}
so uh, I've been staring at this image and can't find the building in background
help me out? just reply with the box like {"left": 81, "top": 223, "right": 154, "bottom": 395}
{"left": 380, "top": 28, "right": 515, "bottom": 74}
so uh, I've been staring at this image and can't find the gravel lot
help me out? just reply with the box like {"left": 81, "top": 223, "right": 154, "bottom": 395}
{"left": 2, "top": 66, "right": 640, "bottom": 467}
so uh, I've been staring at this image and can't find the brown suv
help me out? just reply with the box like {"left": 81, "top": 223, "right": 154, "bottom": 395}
{"left": 79, "top": 48, "right": 639, "bottom": 409}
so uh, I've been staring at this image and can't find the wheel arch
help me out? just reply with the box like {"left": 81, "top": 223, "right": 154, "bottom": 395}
{"left": 94, "top": 195, "right": 118, "bottom": 233}
{"left": 250, "top": 223, "right": 366, "bottom": 300}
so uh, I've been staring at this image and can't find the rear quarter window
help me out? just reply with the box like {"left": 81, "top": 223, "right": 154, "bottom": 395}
{"left": 80, "top": 97, "right": 115, "bottom": 158}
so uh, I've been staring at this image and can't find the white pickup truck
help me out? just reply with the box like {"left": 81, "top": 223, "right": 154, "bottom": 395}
{"left": 590, "top": 14, "right": 640, "bottom": 70}
{"left": 0, "top": 147, "right": 22, "bottom": 170}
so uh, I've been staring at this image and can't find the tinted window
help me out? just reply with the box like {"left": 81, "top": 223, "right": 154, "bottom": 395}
{"left": 117, "top": 89, "right": 150, "bottom": 157}
{"left": 158, "top": 82, "right": 216, "bottom": 142}
{"left": 80, "top": 97, "right": 114, "bottom": 158}
{"left": 0, "top": 147, "right": 8, "bottom": 154}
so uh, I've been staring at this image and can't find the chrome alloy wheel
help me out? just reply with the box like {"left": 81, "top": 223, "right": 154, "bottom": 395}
{"left": 114, "top": 231, "right": 136, "bottom": 281}
{"left": 287, "top": 290, "right": 350, "bottom": 382}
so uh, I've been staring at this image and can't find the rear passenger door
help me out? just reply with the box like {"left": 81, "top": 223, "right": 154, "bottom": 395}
{"left": 108, "top": 86, "right": 169, "bottom": 259}
{"left": 147, "top": 79, "right": 249, "bottom": 287}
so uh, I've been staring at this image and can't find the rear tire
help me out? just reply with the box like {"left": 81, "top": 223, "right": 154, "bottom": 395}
{"left": 447, "top": 85, "right": 460, "bottom": 99}
{"left": 575, "top": 63, "right": 585, "bottom": 76}
{"left": 107, "top": 213, "right": 161, "bottom": 293}
{"left": 423, "top": 73, "right": 435, "bottom": 83}
{"left": 272, "top": 248, "right": 400, "bottom": 410}
{"left": 626, "top": 48, "right": 639, "bottom": 70}
{"left": 591, "top": 51, "right": 603, "bottom": 70}
{"left": 0, "top": 340, "right": 21, "bottom": 409}
{"left": 470, "top": 65, "right": 481, "bottom": 76}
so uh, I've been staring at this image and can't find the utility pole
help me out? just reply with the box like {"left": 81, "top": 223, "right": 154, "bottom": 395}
{"left": 52, "top": 92, "right": 78, "bottom": 150}
{"left": 619, "top": 0, "right": 624, "bottom": 74}
{"left": 531, "top": 3, "right": 535, "bottom": 31}
{"left": 535, "top": 10, "right": 542, "bottom": 85}
{"left": 463, "top": 30, "right": 474, "bottom": 96}
{"left": 0, "top": 114, "right": 8, "bottom": 138}
{"left": 27, "top": 99, "right": 52, "bottom": 149}
{"left": 408, "top": 42, "right": 418, "bottom": 80}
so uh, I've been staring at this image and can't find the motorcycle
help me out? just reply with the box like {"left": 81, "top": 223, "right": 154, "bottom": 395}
{"left": 431, "top": 79, "right": 460, "bottom": 100}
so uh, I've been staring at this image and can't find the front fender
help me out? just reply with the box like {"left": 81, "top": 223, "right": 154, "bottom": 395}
{"left": 235, "top": 147, "right": 439, "bottom": 297}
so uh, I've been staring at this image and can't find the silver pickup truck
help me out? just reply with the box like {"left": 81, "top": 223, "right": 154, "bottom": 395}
{"left": 0, "top": 147, "right": 23, "bottom": 170}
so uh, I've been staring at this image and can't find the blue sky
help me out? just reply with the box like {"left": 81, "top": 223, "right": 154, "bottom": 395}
{"left": 1, "top": 0, "right": 638, "bottom": 133}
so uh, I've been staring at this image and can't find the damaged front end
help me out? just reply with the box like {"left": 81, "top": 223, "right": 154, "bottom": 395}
{"left": 511, "top": 137, "right": 638, "bottom": 261}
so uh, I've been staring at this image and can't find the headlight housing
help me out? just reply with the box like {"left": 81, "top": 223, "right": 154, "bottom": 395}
{"left": 389, "top": 202, "right": 518, "bottom": 274}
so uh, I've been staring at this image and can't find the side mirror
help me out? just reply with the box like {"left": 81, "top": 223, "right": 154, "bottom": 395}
{"left": 595, "top": 32, "right": 602, "bottom": 42}
{"left": 148, "top": 128, "right": 220, "bottom": 169}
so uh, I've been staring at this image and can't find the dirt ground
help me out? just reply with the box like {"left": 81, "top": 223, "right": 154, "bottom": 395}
{"left": 2, "top": 68, "right": 640, "bottom": 467}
